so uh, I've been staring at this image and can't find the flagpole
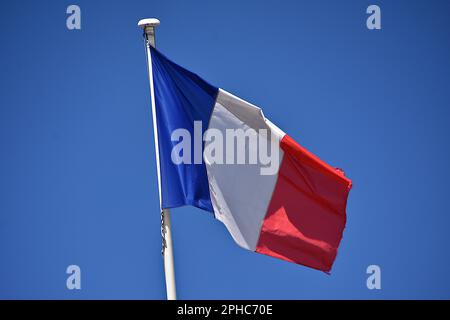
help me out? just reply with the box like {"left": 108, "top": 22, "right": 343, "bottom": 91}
{"left": 138, "top": 18, "right": 177, "bottom": 300}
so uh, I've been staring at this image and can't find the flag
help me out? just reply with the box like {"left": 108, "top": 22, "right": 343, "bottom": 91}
{"left": 149, "top": 47, "right": 352, "bottom": 272}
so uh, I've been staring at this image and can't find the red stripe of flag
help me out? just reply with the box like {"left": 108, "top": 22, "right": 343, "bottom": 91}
{"left": 256, "top": 135, "right": 352, "bottom": 272}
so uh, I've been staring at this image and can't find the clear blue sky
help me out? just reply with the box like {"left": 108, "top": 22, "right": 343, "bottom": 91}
{"left": 1, "top": 0, "right": 450, "bottom": 299}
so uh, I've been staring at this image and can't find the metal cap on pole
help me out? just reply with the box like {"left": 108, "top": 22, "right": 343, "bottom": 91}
{"left": 138, "top": 18, "right": 177, "bottom": 300}
{"left": 138, "top": 18, "right": 160, "bottom": 47}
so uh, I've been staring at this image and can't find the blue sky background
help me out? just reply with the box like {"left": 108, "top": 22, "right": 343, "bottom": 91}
{"left": 1, "top": 0, "right": 450, "bottom": 299}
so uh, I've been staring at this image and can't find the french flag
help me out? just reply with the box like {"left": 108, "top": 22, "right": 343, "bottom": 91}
{"left": 150, "top": 47, "right": 352, "bottom": 273}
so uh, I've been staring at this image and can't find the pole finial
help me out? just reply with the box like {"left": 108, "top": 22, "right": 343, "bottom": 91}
{"left": 138, "top": 18, "right": 160, "bottom": 47}
{"left": 138, "top": 18, "right": 160, "bottom": 28}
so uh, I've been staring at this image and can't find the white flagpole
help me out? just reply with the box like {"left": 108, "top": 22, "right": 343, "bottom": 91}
{"left": 138, "top": 18, "right": 177, "bottom": 300}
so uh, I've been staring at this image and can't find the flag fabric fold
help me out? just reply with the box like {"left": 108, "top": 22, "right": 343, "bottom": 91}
{"left": 150, "top": 47, "right": 352, "bottom": 272}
